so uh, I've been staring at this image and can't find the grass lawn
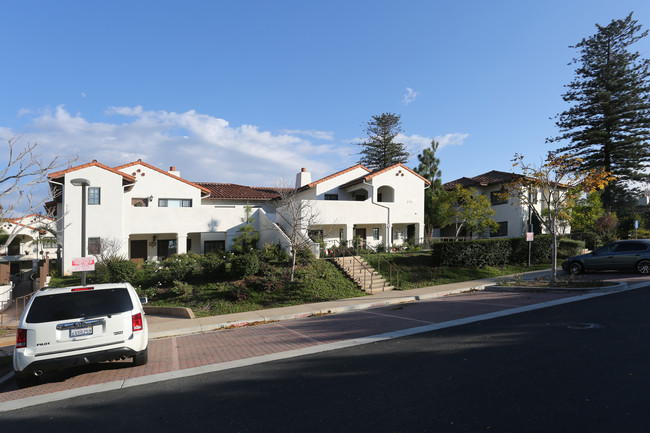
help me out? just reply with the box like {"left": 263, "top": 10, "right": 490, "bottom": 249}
{"left": 367, "top": 252, "right": 550, "bottom": 290}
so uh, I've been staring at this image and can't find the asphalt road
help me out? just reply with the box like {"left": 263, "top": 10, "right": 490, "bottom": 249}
{"left": 1, "top": 285, "right": 649, "bottom": 432}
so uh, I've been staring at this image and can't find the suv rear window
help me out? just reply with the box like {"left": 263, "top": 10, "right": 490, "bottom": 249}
{"left": 26, "top": 288, "right": 134, "bottom": 323}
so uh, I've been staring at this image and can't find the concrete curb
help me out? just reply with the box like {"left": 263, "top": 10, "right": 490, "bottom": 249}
{"left": 147, "top": 288, "right": 487, "bottom": 340}
{"left": 487, "top": 281, "right": 628, "bottom": 293}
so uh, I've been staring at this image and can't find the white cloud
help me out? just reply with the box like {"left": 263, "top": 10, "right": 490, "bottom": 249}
{"left": 281, "top": 129, "right": 334, "bottom": 140}
{"left": 435, "top": 133, "right": 470, "bottom": 148}
{"left": 402, "top": 87, "right": 420, "bottom": 105}
{"left": 9, "top": 106, "right": 352, "bottom": 186}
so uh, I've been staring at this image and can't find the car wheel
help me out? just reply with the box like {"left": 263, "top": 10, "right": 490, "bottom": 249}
{"left": 568, "top": 262, "right": 584, "bottom": 275}
{"left": 14, "top": 373, "right": 38, "bottom": 388}
{"left": 133, "top": 347, "right": 148, "bottom": 366}
{"left": 636, "top": 260, "right": 650, "bottom": 274}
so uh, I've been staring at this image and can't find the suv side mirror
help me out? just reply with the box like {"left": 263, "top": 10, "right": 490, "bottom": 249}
{"left": 139, "top": 297, "right": 148, "bottom": 305}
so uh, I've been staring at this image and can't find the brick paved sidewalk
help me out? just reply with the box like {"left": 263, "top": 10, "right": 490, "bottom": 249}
{"left": 0, "top": 289, "right": 580, "bottom": 405}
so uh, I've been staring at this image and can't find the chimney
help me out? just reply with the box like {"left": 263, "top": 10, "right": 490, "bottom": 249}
{"left": 169, "top": 166, "right": 180, "bottom": 177}
{"left": 295, "top": 167, "right": 311, "bottom": 188}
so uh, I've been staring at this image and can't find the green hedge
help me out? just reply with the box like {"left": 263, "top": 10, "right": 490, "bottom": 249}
{"left": 431, "top": 235, "right": 557, "bottom": 267}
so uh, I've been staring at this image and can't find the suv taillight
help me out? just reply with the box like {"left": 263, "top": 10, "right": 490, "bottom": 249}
{"left": 132, "top": 313, "right": 143, "bottom": 332}
{"left": 16, "top": 328, "right": 27, "bottom": 348}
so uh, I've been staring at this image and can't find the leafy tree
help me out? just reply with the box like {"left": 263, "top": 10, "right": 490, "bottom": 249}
{"left": 570, "top": 191, "right": 605, "bottom": 234}
{"left": 548, "top": 13, "right": 650, "bottom": 211}
{"left": 358, "top": 113, "right": 409, "bottom": 170}
{"left": 595, "top": 212, "right": 618, "bottom": 244}
{"left": 569, "top": 191, "right": 606, "bottom": 248}
{"left": 231, "top": 205, "right": 259, "bottom": 253}
{"left": 447, "top": 185, "right": 499, "bottom": 241}
{"left": 508, "top": 152, "right": 614, "bottom": 282}
{"left": 415, "top": 140, "right": 452, "bottom": 236}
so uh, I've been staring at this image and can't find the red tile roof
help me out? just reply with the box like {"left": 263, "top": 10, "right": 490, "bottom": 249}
{"left": 338, "top": 163, "right": 431, "bottom": 188}
{"left": 115, "top": 160, "right": 212, "bottom": 195}
{"left": 298, "top": 164, "right": 371, "bottom": 191}
{"left": 444, "top": 170, "right": 524, "bottom": 190}
{"left": 49, "top": 161, "right": 136, "bottom": 182}
{"left": 196, "top": 183, "right": 288, "bottom": 200}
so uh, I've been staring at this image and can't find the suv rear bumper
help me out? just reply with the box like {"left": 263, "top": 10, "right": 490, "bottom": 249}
{"left": 14, "top": 346, "right": 148, "bottom": 377}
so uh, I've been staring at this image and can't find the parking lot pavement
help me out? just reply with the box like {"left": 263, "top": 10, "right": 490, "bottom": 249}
{"left": 0, "top": 288, "right": 586, "bottom": 408}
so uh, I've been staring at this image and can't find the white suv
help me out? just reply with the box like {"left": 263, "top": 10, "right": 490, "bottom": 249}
{"left": 13, "top": 282, "right": 148, "bottom": 386}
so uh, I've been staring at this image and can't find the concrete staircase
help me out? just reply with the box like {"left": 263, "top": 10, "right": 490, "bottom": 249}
{"left": 333, "top": 256, "right": 394, "bottom": 294}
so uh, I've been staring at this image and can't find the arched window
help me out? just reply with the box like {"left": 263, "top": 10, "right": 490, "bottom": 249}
{"left": 377, "top": 186, "right": 395, "bottom": 202}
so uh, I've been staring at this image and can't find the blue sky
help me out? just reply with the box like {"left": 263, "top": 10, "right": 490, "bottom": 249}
{"left": 2, "top": 0, "right": 650, "bottom": 193}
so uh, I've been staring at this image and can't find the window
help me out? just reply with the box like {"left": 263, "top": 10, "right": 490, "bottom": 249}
{"left": 26, "top": 289, "right": 133, "bottom": 323}
{"left": 373, "top": 228, "right": 379, "bottom": 240}
{"left": 324, "top": 194, "right": 338, "bottom": 200}
{"left": 132, "top": 198, "right": 149, "bottom": 207}
{"left": 157, "top": 239, "right": 177, "bottom": 259}
{"left": 158, "top": 199, "right": 192, "bottom": 207}
{"left": 490, "top": 191, "right": 508, "bottom": 206}
{"left": 614, "top": 242, "right": 648, "bottom": 252}
{"left": 88, "top": 187, "right": 101, "bottom": 205}
{"left": 204, "top": 240, "right": 225, "bottom": 253}
{"left": 339, "top": 228, "right": 344, "bottom": 241}
{"left": 88, "top": 237, "right": 101, "bottom": 255}
{"left": 491, "top": 222, "right": 508, "bottom": 237}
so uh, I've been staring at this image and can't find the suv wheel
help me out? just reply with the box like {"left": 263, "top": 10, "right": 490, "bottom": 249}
{"left": 133, "top": 347, "right": 148, "bottom": 366}
{"left": 15, "top": 373, "right": 38, "bottom": 388}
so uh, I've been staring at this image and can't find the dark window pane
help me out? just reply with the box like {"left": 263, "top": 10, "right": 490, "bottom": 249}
{"left": 26, "top": 289, "right": 134, "bottom": 323}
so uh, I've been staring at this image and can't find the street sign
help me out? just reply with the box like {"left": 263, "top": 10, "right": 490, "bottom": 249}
{"left": 526, "top": 232, "right": 534, "bottom": 242}
{"left": 71, "top": 256, "right": 96, "bottom": 272}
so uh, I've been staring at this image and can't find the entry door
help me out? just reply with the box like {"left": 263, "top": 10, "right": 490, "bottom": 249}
{"left": 355, "top": 228, "right": 367, "bottom": 248}
{"left": 130, "top": 240, "right": 147, "bottom": 261}
{"left": 157, "top": 239, "right": 178, "bottom": 260}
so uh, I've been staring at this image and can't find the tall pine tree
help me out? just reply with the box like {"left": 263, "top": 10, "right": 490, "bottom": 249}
{"left": 358, "top": 113, "right": 410, "bottom": 170}
{"left": 548, "top": 13, "right": 650, "bottom": 211}
{"left": 415, "top": 140, "right": 451, "bottom": 236}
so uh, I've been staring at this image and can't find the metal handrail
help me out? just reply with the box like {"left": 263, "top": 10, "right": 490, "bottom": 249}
{"left": 333, "top": 247, "right": 396, "bottom": 293}
{"left": 0, "top": 290, "right": 34, "bottom": 328}
{"left": 366, "top": 252, "right": 400, "bottom": 291}
{"left": 0, "top": 282, "right": 13, "bottom": 327}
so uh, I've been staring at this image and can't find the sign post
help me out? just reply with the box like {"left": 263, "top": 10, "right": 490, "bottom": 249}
{"left": 71, "top": 256, "right": 96, "bottom": 273}
{"left": 526, "top": 225, "right": 534, "bottom": 268}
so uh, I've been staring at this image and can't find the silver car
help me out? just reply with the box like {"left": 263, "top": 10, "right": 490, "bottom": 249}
{"left": 562, "top": 239, "right": 650, "bottom": 274}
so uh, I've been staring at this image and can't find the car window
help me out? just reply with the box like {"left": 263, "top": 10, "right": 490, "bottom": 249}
{"left": 613, "top": 242, "right": 648, "bottom": 252}
{"left": 26, "top": 288, "right": 134, "bottom": 323}
{"left": 594, "top": 244, "right": 615, "bottom": 254}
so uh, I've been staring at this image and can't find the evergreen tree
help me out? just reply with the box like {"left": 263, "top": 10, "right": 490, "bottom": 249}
{"left": 415, "top": 140, "right": 452, "bottom": 236}
{"left": 548, "top": 13, "right": 650, "bottom": 211}
{"left": 231, "top": 205, "right": 259, "bottom": 253}
{"left": 358, "top": 113, "right": 409, "bottom": 170}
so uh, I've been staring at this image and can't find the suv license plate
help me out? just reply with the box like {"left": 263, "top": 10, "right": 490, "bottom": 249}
{"left": 70, "top": 326, "right": 93, "bottom": 338}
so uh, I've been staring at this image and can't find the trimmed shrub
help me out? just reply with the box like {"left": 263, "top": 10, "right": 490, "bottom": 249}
{"left": 93, "top": 258, "right": 139, "bottom": 283}
{"left": 558, "top": 238, "right": 586, "bottom": 258}
{"left": 431, "top": 235, "right": 556, "bottom": 268}
{"left": 232, "top": 252, "right": 261, "bottom": 278}
{"left": 431, "top": 238, "right": 512, "bottom": 268}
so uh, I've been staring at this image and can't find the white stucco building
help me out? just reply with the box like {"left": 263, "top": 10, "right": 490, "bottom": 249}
{"left": 0, "top": 214, "right": 58, "bottom": 273}
{"left": 48, "top": 160, "right": 429, "bottom": 275}
{"left": 441, "top": 170, "right": 567, "bottom": 238}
